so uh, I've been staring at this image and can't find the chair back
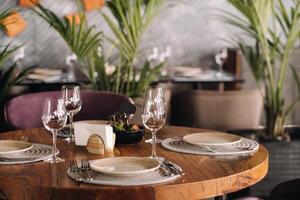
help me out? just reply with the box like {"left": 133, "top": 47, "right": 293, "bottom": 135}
{"left": 190, "top": 89, "right": 263, "bottom": 131}
{"left": 4, "top": 90, "right": 131, "bottom": 130}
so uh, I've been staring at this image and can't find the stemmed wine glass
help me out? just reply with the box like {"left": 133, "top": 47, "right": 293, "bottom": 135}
{"left": 215, "top": 48, "right": 228, "bottom": 78}
{"left": 42, "top": 98, "right": 67, "bottom": 163}
{"left": 142, "top": 87, "right": 167, "bottom": 159}
{"left": 61, "top": 85, "right": 82, "bottom": 142}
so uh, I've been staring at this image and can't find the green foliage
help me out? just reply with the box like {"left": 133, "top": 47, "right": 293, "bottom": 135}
{"left": 101, "top": 0, "right": 165, "bottom": 97}
{"left": 109, "top": 112, "right": 140, "bottom": 132}
{"left": 34, "top": 1, "right": 165, "bottom": 98}
{"left": 225, "top": 0, "right": 300, "bottom": 138}
{"left": 34, "top": 3, "right": 103, "bottom": 89}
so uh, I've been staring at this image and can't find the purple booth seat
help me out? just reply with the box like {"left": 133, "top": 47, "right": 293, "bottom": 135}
{"left": 4, "top": 90, "right": 131, "bottom": 130}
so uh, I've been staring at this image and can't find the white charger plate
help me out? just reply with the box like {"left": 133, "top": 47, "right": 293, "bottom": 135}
{"left": 0, "top": 140, "right": 33, "bottom": 154}
{"left": 183, "top": 132, "right": 242, "bottom": 146}
{"left": 90, "top": 157, "right": 160, "bottom": 176}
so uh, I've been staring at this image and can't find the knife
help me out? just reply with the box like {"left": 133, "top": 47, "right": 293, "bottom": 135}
{"left": 0, "top": 157, "right": 38, "bottom": 162}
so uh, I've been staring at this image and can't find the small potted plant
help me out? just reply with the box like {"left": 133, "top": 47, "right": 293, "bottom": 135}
{"left": 109, "top": 103, "right": 144, "bottom": 145}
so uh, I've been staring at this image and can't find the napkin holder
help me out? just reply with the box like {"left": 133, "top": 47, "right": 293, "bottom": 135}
{"left": 74, "top": 122, "right": 115, "bottom": 152}
{"left": 86, "top": 134, "right": 105, "bottom": 154}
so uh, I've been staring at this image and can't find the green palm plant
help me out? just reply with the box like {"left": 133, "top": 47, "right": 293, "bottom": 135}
{"left": 100, "top": 0, "right": 165, "bottom": 97}
{"left": 34, "top": 4, "right": 103, "bottom": 89}
{"left": 34, "top": 1, "right": 165, "bottom": 98}
{"left": 224, "top": 0, "right": 300, "bottom": 139}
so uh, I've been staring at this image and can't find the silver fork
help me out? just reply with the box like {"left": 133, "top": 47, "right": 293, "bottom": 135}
{"left": 69, "top": 160, "right": 82, "bottom": 182}
{"left": 80, "top": 159, "right": 94, "bottom": 181}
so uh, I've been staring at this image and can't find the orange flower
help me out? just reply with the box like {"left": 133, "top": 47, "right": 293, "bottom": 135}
{"left": 2, "top": 11, "right": 27, "bottom": 37}
{"left": 19, "top": 0, "right": 39, "bottom": 8}
{"left": 65, "top": 13, "right": 82, "bottom": 25}
{"left": 82, "top": 0, "right": 105, "bottom": 12}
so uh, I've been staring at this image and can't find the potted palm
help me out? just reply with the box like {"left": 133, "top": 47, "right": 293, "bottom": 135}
{"left": 224, "top": 0, "right": 300, "bottom": 140}
{"left": 34, "top": 0, "right": 165, "bottom": 98}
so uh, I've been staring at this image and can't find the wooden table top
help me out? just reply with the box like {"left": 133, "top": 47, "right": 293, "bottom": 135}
{"left": 0, "top": 126, "right": 268, "bottom": 200}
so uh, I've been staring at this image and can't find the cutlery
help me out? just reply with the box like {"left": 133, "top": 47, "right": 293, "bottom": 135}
{"left": 69, "top": 160, "right": 82, "bottom": 182}
{"left": 192, "top": 144, "right": 218, "bottom": 153}
{"left": 80, "top": 159, "right": 95, "bottom": 181}
{"left": 0, "top": 157, "right": 38, "bottom": 162}
{"left": 160, "top": 163, "right": 175, "bottom": 177}
{"left": 162, "top": 160, "right": 185, "bottom": 176}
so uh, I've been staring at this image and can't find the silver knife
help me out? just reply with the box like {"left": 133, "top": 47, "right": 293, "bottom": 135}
{"left": 0, "top": 157, "right": 38, "bottom": 162}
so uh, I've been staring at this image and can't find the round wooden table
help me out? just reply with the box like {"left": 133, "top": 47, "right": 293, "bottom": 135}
{"left": 0, "top": 126, "right": 268, "bottom": 200}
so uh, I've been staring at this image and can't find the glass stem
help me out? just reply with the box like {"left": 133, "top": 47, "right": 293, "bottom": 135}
{"left": 52, "top": 129, "right": 58, "bottom": 159}
{"left": 69, "top": 113, "right": 74, "bottom": 138}
{"left": 151, "top": 131, "right": 157, "bottom": 158}
{"left": 218, "top": 63, "right": 223, "bottom": 76}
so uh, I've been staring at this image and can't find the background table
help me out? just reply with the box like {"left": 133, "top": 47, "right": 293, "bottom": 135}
{"left": 0, "top": 126, "right": 268, "bottom": 200}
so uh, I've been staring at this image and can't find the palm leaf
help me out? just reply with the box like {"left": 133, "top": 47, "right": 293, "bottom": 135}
{"left": 34, "top": 4, "right": 102, "bottom": 60}
{"left": 0, "top": 43, "right": 21, "bottom": 66}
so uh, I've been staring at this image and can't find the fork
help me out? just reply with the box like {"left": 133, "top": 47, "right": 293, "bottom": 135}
{"left": 69, "top": 160, "right": 82, "bottom": 182}
{"left": 80, "top": 159, "right": 94, "bottom": 181}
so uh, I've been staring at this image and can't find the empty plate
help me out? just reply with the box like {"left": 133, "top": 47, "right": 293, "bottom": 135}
{"left": 90, "top": 157, "right": 160, "bottom": 176}
{"left": 0, "top": 140, "right": 33, "bottom": 154}
{"left": 183, "top": 132, "right": 242, "bottom": 146}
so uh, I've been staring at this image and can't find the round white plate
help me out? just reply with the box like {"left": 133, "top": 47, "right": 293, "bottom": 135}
{"left": 0, "top": 140, "right": 33, "bottom": 154}
{"left": 90, "top": 157, "right": 160, "bottom": 176}
{"left": 183, "top": 132, "right": 242, "bottom": 146}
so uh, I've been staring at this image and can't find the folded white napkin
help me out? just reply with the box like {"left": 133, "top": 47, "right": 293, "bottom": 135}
{"left": 74, "top": 121, "right": 115, "bottom": 152}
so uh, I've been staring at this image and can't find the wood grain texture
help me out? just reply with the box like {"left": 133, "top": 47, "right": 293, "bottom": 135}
{"left": 0, "top": 126, "right": 268, "bottom": 200}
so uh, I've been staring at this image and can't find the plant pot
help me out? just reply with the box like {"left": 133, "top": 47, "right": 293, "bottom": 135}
{"left": 228, "top": 125, "right": 300, "bottom": 142}
{"left": 113, "top": 126, "right": 144, "bottom": 145}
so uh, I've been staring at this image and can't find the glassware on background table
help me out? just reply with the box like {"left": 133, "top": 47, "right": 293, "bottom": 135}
{"left": 215, "top": 48, "right": 228, "bottom": 78}
{"left": 142, "top": 86, "right": 167, "bottom": 159}
{"left": 61, "top": 85, "right": 82, "bottom": 142}
{"left": 42, "top": 98, "right": 67, "bottom": 163}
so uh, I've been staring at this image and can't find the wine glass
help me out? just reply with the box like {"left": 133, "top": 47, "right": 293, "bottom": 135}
{"left": 142, "top": 86, "right": 166, "bottom": 159}
{"left": 61, "top": 85, "right": 82, "bottom": 142}
{"left": 42, "top": 98, "right": 67, "bottom": 163}
{"left": 215, "top": 49, "right": 228, "bottom": 78}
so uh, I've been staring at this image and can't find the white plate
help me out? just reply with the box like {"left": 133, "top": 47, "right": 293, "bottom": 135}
{"left": 90, "top": 157, "right": 160, "bottom": 176}
{"left": 0, "top": 140, "right": 33, "bottom": 154}
{"left": 183, "top": 132, "right": 242, "bottom": 146}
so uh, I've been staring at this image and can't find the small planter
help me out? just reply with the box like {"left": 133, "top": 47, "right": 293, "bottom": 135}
{"left": 113, "top": 126, "right": 144, "bottom": 145}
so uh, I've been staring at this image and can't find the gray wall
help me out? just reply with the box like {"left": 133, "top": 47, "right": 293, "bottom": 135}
{"left": 1, "top": 0, "right": 234, "bottom": 67}
{"left": 1, "top": 0, "right": 300, "bottom": 125}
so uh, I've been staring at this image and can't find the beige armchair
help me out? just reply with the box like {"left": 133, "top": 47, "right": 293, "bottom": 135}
{"left": 189, "top": 89, "right": 263, "bottom": 131}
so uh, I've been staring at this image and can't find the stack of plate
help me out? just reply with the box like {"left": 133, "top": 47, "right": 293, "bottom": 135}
{"left": 68, "top": 157, "right": 181, "bottom": 186}
{"left": 162, "top": 132, "right": 259, "bottom": 156}
{"left": 0, "top": 140, "right": 53, "bottom": 164}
